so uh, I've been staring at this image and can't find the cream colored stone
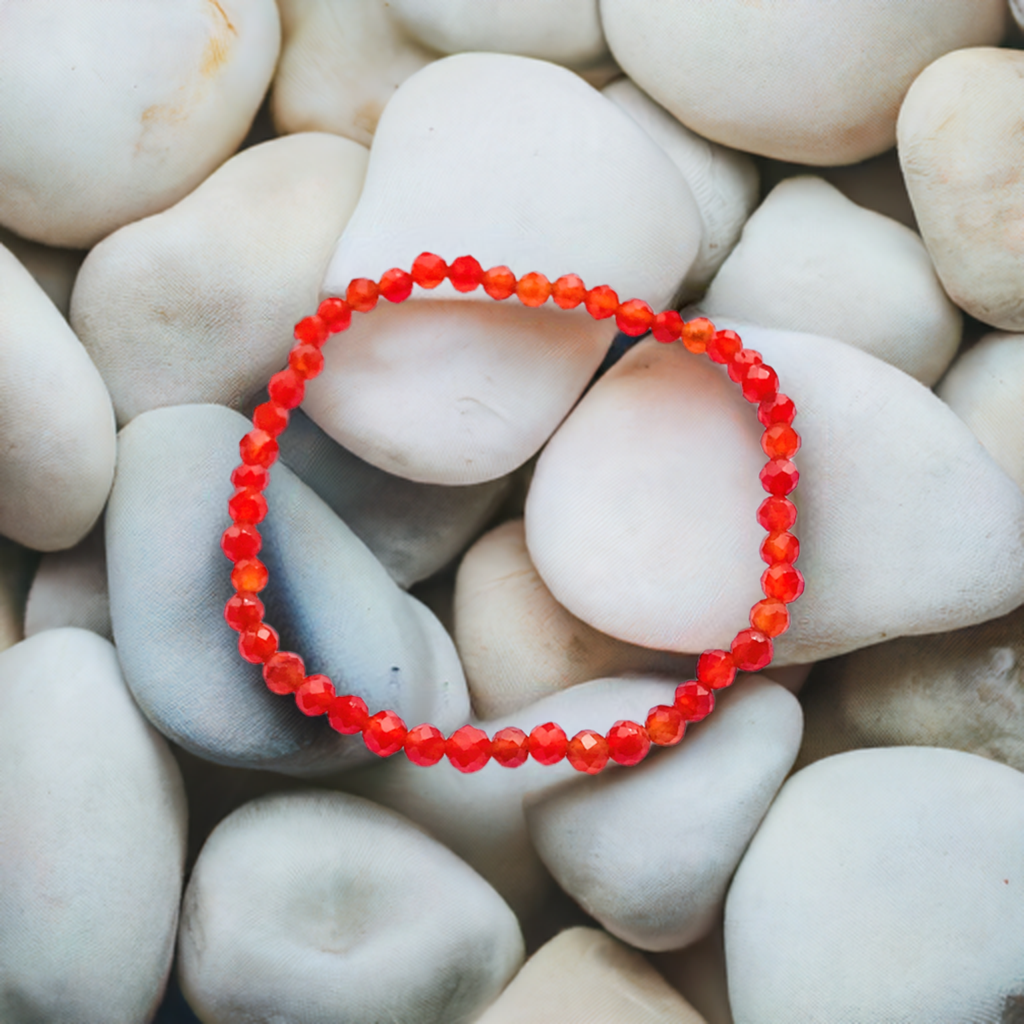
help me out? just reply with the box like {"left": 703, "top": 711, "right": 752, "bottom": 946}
{"left": 0, "top": 0, "right": 280, "bottom": 248}
{"left": 899, "top": 48, "right": 1024, "bottom": 330}
{"left": 599, "top": 0, "right": 1006, "bottom": 164}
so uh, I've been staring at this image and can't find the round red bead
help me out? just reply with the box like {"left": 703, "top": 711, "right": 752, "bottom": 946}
{"left": 761, "top": 531, "right": 800, "bottom": 565}
{"left": 294, "top": 315, "right": 327, "bottom": 346}
{"left": 447, "top": 725, "right": 492, "bottom": 773}
{"left": 762, "top": 423, "right": 801, "bottom": 459}
{"left": 238, "top": 622, "right": 278, "bottom": 664}
{"left": 411, "top": 252, "right": 448, "bottom": 289}
{"left": 516, "top": 272, "right": 551, "bottom": 307}
{"left": 448, "top": 255, "right": 484, "bottom": 293}
{"left": 263, "top": 651, "right": 305, "bottom": 695}
{"left": 252, "top": 401, "right": 288, "bottom": 437}
{"left": 757, "top": 495, "right": 798, "bottom": 533}
{"left": 681, "top": 317, "right": 715, "bottom": 354}
{"left": 231, "top": 463, "right": 269, "bottom": 491}
{"left": 346, "top": 277, "right": 379, "bottom": 313}
{"left": 267, "top": 369, "right": 305, "bottom": 410}
{"left": 240, "top": 430, "right": 279, "bottom": 469}
{"left": 615, "top": 298, "right": 655, "bottom": 336}
{"left": 404, "top": 723, "right": 446, "bottom": 766}
{"left": 529, "top": 722, "right": 568, "bottom": 765}
{"left": 758, "top": 393, "right": 796, "bottom": 427}
{"left": 652, "top": 309, "right": 683, "bottom": 343}
{"left": 551, "top": 274, "right": 586, "bottom": 309}
{"left": 646, "top": 705, "right": 685, "bottom": 746}
{"left": 317, "top": 297, "right": 352, "bottom": 333}
{"left": 227, "top": 487, "right": 267, "bottom": 525}
{"left": 760, "top": 458, "right": 800, "bottom": 496}
{"left": 379, "top": 267, "right": 414, "bottom": 303}
{"left": 482, "top": 265, "right": 516, "bottom": 300}
{"left": 567, "top": 730, "right": 609, "bottom": 774}
{"left": 675, "top": 681, "right": 714, "bottom": 722}
{"left": 289, "top": 343, "right": 325, "bottom": 380}
{"left": 221, "top": 522, "right": 261, "bottom": 562}
{"left": 742, "top": 362, "right": 780, "bottom": 404}
{"left": 364, "top": 710, "right": 407, "bottom": 756}
{"left": 762, "top": 562, "right": 805, "bottom": 603}
{"left": 606, "top": 720, "right": 651, "bottom": 766}
{"left": 296, "top": 674, "right": 335, "bottom": 715}
{"left": 224, "top": 591, "right": 264, "bottom": 632}
{"left": 750, "top": 598, "right": 790, "bottom": 638}
{"left": 697, "top": 649, "right": 736, "bottom": 690}
{"left": 707, "top": 329, "right": 742, "bottom": 364}
{"left": 328, "top": 694, "right": 369, "bottom": 735}
{"left": 491, "top": 727, "right": 530, "bottom": 768}
{"left": 728, "top": 348, "right": 762, "bottom": 383}
{"left": 231, "top": 558, "right": 268, "bottom": 593}
{"left": 731, "top": 628, "right": 773, "bottom": 671}
{"left": 584, "top": 285, "right": 619, "bottom": 319}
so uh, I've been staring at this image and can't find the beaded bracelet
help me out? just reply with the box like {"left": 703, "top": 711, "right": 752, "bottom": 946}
{"left": 221, "top": 253, "right": 803, "bottom": 774}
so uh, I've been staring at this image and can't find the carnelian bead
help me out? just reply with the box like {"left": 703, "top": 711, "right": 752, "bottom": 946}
{"left": 364, "top": 710, "right": 407, "bottom": 756}
{"left": 405, "top": 723, "right": 446, "bottom": 766}
{"left": 529, "top": 722, "right": 568, "bottom": 765}
{"left": 551, "top": 274, "right": 586, "bottom": 309}
{"left": 750, "top": 598, "right": 790, "bottom": 638}
{"left": 296, "top": 674, "right": 335, "bottom": 715}
{"left": 731, "top": 628, "right": 773, "bottom": 671}
{"left": 728, "top": 348, "right": 762, "bottom": 383}
{"left": 221, "top": 522, "right": 261, "bottom": 562}
{"left": 447, "top": 725, "right": 492, "bottom": 773}
{"left": 252, "top": 401, "right": 288, "bottom": 437}
{"left": 697, "top": 649, "right": 736, "bottom": 690}
{"left": 652, "top": 309, "right": 683, "bottom": 343}
{"left": 615, "top": 298, "right": 655, "bottom": 336}
{"left": 411, "top": 252, "right": 448, "bottom": 289}
{"left": 707, "top": 329, "right": 742, "bottom": 364}
{"left": 294, "top": 315, "right": 327, "bottom": 346}
{"left": 761, "top": 562, "right": 805, "bottom": 603}
{"left": 757, "top": 495, "right": 798, "bottom": 533}
{"left": 758, "top": 393, "right": 796, "bottom": 427}
{"left": 681, "top": 317, "right": 715, "bottom": 354}
{"left": 761, "top": 423, "right": 801, "bottom": 459}
{"left": 742, "top": 362, "right": 780, "bottom": 404}
{"left": 224, "top": 591, "right": 264, "bottom": 632}
{"left": 760, "top": 458, "right": 800, "bottom": 496}
{"left": 346, "top": 277, "right": 379, "bottom": 313}
{"left": 263, "top": 651, "right": 305, "bottom": 695}
{"left": 646, "top": 705, "right": 685, "bottom": 746}
{"left": 268, "top": 369, "right": 305, "bottom": 410}
{"left": 761, "top": 531, "right": 800, "bottom": 565}
{"left": 448, "top": 255, "right": 484, "bottom": 293}
{"left": 289, "top": 343, "right": 325, "bottom": 380}
{"left": 231, "top": 557, "right": 268, "bottom": 593}
{"left": 567, "top": 730, "right": 609, "bottom": 774}
{"left": 228, "top": 487, "right": 267, "bottom": 524}
{"left": 491, "top": 727, "right": 529, "bottom": 767}
{"left": 240, "top": 429, "right": 279, "bottom": 468}
{"left": 675, "top": 681, "right": 714, "bottom": 722}
{"left": 379, "top": 267, "right": 414, "bottom": 303}
{"left": 238, "top": 622, "right": 278, "bottom": 664}
{"left": 328, "top": 693, "right": 369, "bottom": 734}
{"left": 606, "top": 720, "right": 651, "bottom": 766}
{"left": 231, "top": 463, "right": 269, "bottom": 491}
{"left": 482, "top": 265, "right": 516, "bottom": 300}
{"left": 584, "top": 284, "right": 619, "bottom": 319}
{"left": 516, "top": 272, "right": 551, "bottom": 307}
{"left": 317, "top": 297, "right": 352, "bottom": 333}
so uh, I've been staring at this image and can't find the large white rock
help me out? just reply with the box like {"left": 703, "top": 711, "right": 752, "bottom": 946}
{"left": 526, "top": 677, "right": 802, "bottom": 951}
{"left": 0, "top": 0, "right": 280, "bottom": 248}
{"left": 726, "top": 747, "right": 1024, "bottom": 1022}
{"left": 71, "top": 132, "right": 368, "bottom": 425}
{"left": 899, "top": 48, "right": 1024, "bottom": 331}
{"left": 178, "top": 790, "right": 523, "bottom": 1024}
{"left": 525, "top": 329, "right": 1024, "bottom": 664}
{"left": 599, "top": 0, "right": 1007, "bottom": 165}
{"left": 0, "top": 243, "right": 116, "bottom": 551}
{"left": 699, "top": 177, "right": 960, "bottom": 385}
{"left": 0, "top": 629, "right": 187, "bottom": 1023}
{"left": 309, "top": 52, "right": 702, "bottom": 485}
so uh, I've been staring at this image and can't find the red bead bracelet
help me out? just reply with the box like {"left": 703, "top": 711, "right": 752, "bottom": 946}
{"left": 222, "top": 254, "right": 803, "bottom": 775}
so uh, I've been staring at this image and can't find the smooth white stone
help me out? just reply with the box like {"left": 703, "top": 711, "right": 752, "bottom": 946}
{"left": 0, "top": 227, "right": 83, "bottom": 317}
{"left": 526, "top": 677, "right": 802, "bottom": 951}
{"left": 602, "top": 78, "right": 758, "bottom": 301}
{"left": 0, "top": 629, "right": 186, "bottom": 1023}
{"left": 526, "top": 329, "right": 1024, "bottom": 664}
{"left": 599, "top": 0, "right": 1007, "bottom": 165}
{"left": 0, "top": 0, "right": 280, "bottom": 248}
{"left": 311, "top": 53, "right": 702, "bottom": 484}
{"left": 178, "top": 790, "right": 523, "bottom": 1024}
{"left": 71, "top": 132, "right": 367, "bottom": 425}
{"left": 726, "top": 747, "right": 1024, "bottom": 1022}
{"left": 939, "top": 332, "right": 1024, "bottom": 491}
{"left": 699, "top": 177, "right": 960, "bottom": 385}
{"left": 107, "top": 404, "right": 469, "bottom": 775}
{"left": 899, "top": 48, "right": 1024, "bottom": 331}
{"left": 0, "top": 243, "right": 115, "bottom": 551}
{"left": 476, "top": 927, "right": 707, "bottom": 1024}
{"left": 455, "top": 519, "right": 694, "bottom": 718}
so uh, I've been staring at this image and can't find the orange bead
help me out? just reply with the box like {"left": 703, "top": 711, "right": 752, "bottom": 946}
{"left": 317, "top": 297, "right": 352, "bottom": 333}
{"left": 730, "top": 628, "right": 773, "bottom": 672}
{"left": 675, "top": 681, "right": 714, "bottom": 721}
{"left": 762, "top": 423, "right": 801, "bottom": 459}
{"left": 239, "top": 429, "right": 278, "bottom": 469}
{"left": 328, "top": 694, "right": 369, "bottom": 734}
{"left": 364, "top": 710, "right": 408, "bottom": 757}
{"left": 448, "top": 255, "right": 484, "bottom": 293}
{"left": 760, "top": 458, "right": 799, "bottom": 496}
{"left": 294, "top": 315, "right": 328, "bottom": 346}
{"left": 252, "top": 401, "right": 288, "bottom": 437}
{"left": 551, "top": 273, "right": 586, "bottom": 309}
{"left": 761, "top": 531, "right": 800, "bottom": 565}
{"left": 411, "top": 252, "right": 448, "bottom": 289}
{"left": 346, "top": 278, "right": 379, "bottom": 313}
{"left": 267, "top": 369, "right": 305, "bottom": 410}
{"left": 606, "top": 720, "right": 651, "bottom": 766}
{"left": 491, "top": 727, "right": 529, "bottom": 767}
{"left": 761, "top": 562, "right": 805, "bottom": 603}
{"left": 289, "top": 343, "right": 325, "bottom": 380}
{"left": 728, "top": 348, "right": 762, "bottom": 383}
{"left": 296, "top": 674, "right": 335, "bottom": 715}
{"left": 223, "top": 591, "right": 263, "bottom": 632}
{"left": 758, "top": 393, "right": 796, "bottom": 427}
{"left": 567, "top": 730, "right": 609, "bottom": 774}
{"left": 750, "top": 598, "right": 790, "bottom": 637}
{"left": 446, "top": 725, "right": 492, "bottom": 773}
{"left": 227, "top": 487, "right": 267, "bottom": 525}
{"left": 584, "top": 284, "right": 619, "bottom": 319}
{"left": 741, "top": 362, "right": 780, "bottom": 404}
{"left": 238, "top": 622, "right": 278, "bottom": 664}
{"left": 405, "top": 723, "right": 447, "bottom": 766}
{"left": 379, "top": 267, "right": 414, "bottom": 303}
{"left": 516, "top": 272, "right": 551, "bottom": 307}
{"left": 697, "top": 649, "right": 736, "bottom": 689}
{"left": 681, "top": 317, "right": 715, "bottom": 353}
{"left": 263, "top": 651, "right": 305, "bottom": 695}
{"left": 646, "top": 705, "right": 685, "bottom": 746}
{"left": 231, "top": 463, "right": 268, "bottom": 491}
{"left": 652, "top": 309, "right": 683, "bottom": 343}
{"left": 221, "top": 522, "right": 261, "bottom": 562}
{"left": 231, "top": 558, "right": 268, "bottom": 593}
{"left": 707, "top": 329, "right": 742, "bottom": 364}
{"left": 482, "top": 265, "right": 516, "bottom": 300}
{"left": 615, "top": 298, "right": 655, "bottom": 336}
{"left": 757, "top": 496, "right": 797, "bottom": 533}
{"left": 529, "top": 722, "right": 568, "bottom": 764}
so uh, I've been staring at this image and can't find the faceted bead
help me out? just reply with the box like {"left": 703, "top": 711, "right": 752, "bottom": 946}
{"left": 516, "top": 272, "right": 551, "bottom": 307}
{"left": 482, "top": 265, "right": 516, "bottom": 300}
{"left": 252, "top": 401, "right": 288, "bottom": 437}
{"left": 379, "top": 267, "right": 414, "bottom": 303}
{"left": 529, "top": 722, "right": 568, "bottom": 765}
{"left": 267, "top": 368, "right": 305, "bottom": 410}
{"left": 447, "top": 725, "right": 492, "bottom": 773}
{"left": 289, "top": 343, "right": 325, "bottom": 380}
{"left": 294, "top": 315, "right": 328, "bottom": 346}
{"left": 567, "top": 730, "right": 609, "bottom": 774}
{"left": 404, "top": 723, "right": 446, "bottom": 766}
{"left": 750, "top": 598, "right": 790, "bottom": 638}
{"left": 448, "top": 255, "right": 484, "bottom": 293}
{"left": 317, "top": 297, "right": 352, "bottom": 333}
{"left": 295, "top": 673, "right": 336, "bottom": 715}
{"left": 681, "top": 317, "right": 715, "bottom": 354}
{"left": 606, "top": 720, "right": 651, "bottom": 766}
{"left": 364, "top": 709, "right": 408, "bottom": 757}
{"left": 239, "top": 429, "right": 279, "bottom": 469}
{"left": 761, "top": 531, "right": 800, "bottom": 565}
{"left": 238, "top": 622, "right": 278, "bottom": 664}
{"left": 652, "top": 309, "right": 683, "bottom": 343}
{"left": 742, "top": 362, "right": 780, "bottom": 404}
{"left": 697, "top": 649, "right": 736, "bottom": 689}
{"left": 757, "top": 495, "right": 798, "bottom": 533}
{"left": 346, "top": 277, "right": 379, "bottom": 313}
{"left": 762, "top": 562, "right": 805, "bottom": 603}
{"left": 615, "top": 298, "right": 655, "bottom": 336}
{"left": 411, "top": 252, "right": 448, "bottom": 289}
{"left": 675, "top": 681, "right": 714, "bottom": 722}
{"left": 221, "top": 522, "right": 261, "bottom": 562}
{"left": 491, "top": 727, "right": 529, "bottom": 768}
{"left": 728, "top": 348, "right": 762, "bottom": 383}
{"left": 758, "top": 393, "right": 796, "bottom": 428}
{"left": 231, "top": 557, "right": 268, "bottom": 593}
{"left": 328, "top": 693, "right": 369, "bottom": 734}
{"left": 763, "top": 427, "right": 801, "bottom": 463}
{"left": 551, "top": 273, "right": 586, "bottom": 309}
{"left": 227, "top": 487, "right": 267, "bottom": 524}
{"left": 262, "top": 651, "right": 305, "bottom": 695}
{"left": 231, "top": 463, "right": 268, "bottom": 491}
{"left": 760, "top": 458, "right": 800, "bottom": 496}
{"left": 731, "top": 628, "right": 773, "bottom": 671}
{"left": 584, "top": 285, "right": 619, "bottom": 320}
{"left": 223, "top": 591, "right": 264, "bottom": 632}
{"left": 707, "top": 329, "right": 743, "bottom": 364}
{"left": 646, "top": 704, "right": 685, "bottom": 746}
